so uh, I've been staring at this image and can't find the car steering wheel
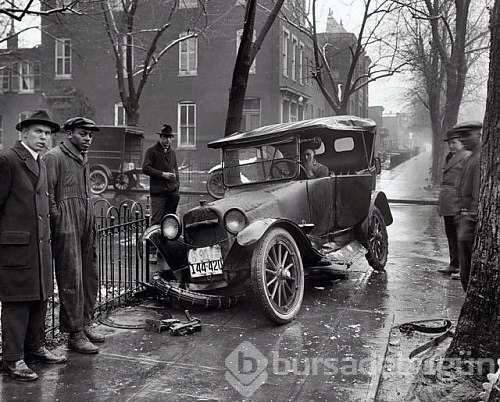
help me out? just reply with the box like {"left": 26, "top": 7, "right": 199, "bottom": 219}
{"left": 270, "top": 160, "right": 292, "bottom": 179}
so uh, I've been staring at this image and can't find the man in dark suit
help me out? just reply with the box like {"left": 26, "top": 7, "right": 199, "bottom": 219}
{"left": 437, "top": 130, "right": 469, "bottom": 275}
{"left": 0, "top": 110, "right": 66, "bottom": 381}
{"left": 449, "top": 121, "right": 482, "bottom": 291}
{"left": 142, "top": 124, "right": 180, "bottom": 226}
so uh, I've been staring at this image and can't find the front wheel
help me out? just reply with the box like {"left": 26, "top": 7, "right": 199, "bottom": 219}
{"left": 206, "top": 169, "right": 226, "bottom": 199}
{"left": 360, "top": 206, "right": 388, "bottom": 270}
{"left": 113, "top": 173, "right": 131, "bottom": 192}
{"left": 251, "top": 228, "right": 304, "bottom": 325}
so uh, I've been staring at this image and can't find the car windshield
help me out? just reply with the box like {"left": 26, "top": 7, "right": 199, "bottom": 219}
{"left": 223, "top": 140, "right": 298, "bottom": 186}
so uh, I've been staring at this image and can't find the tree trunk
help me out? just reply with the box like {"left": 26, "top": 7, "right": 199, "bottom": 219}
{"left": 224, "top": 0, "right": 257, "bottom": 136}
{"left": 446, "top": 0, "right": 500, "bottom": 361}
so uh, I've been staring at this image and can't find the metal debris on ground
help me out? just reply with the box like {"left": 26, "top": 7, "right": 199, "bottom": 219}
{"left": 145, "top": 310, "right": 202, "bottom": 336}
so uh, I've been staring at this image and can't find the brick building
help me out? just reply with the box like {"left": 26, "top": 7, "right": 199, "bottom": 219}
{"left": 0, "top": 2, "right": 366, "bottom": 167}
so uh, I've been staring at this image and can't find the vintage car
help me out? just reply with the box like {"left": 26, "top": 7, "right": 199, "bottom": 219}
{"left": 144, "top": 116, "right": 393, "bottom": 324}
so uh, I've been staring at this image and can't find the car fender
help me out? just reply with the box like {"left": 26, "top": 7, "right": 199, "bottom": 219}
{"left": 90, "top": 163, "right": 113, "bottom": 179}
{"left": 370, "top": 191, "right": 393, "bottom": 226}
{"left": 236, "top": 218, "right": 322, "bottom": 263}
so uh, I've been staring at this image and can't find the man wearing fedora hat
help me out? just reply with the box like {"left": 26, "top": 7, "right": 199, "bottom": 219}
{"left": 44, "top": 116, "right": 105, "bottom": 354}
{"left": 142, "top": 124, "right": 180, "bottom": 228}
{"left": 437, "top": 130, "right": 469, "bottom": 275}
{"left": 0, "top": 110, "right": 66, "bottom": 381}
{"left": 449, "top": 121, "right": 483, "bottom": 291}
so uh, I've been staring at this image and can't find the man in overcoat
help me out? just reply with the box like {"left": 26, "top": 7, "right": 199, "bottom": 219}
{"left": 437, "top": 130, "right": 469, "bottom": 275}
{"left": 449, "top": 121, "right": 483, "bottom": 291}
{"left": 0, "top": 110, "right": 66, "bottom": 381}
{"left": 142, "top": 124, "right": 180, "bottom": 225}
{"left": 44, "top": 116, "right": 105, "bottom": 354}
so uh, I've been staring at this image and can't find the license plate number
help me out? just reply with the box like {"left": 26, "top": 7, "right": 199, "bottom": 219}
{"left": 188, "top": 245, "right": 223, "bottom": 278}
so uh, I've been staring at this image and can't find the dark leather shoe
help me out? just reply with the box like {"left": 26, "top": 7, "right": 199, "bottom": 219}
{"left": 68, "top": 332, "right": 99, "bottom": 354}
{"left": 84, "top": 326, "right": 105, "bottom": 343}
{"left": 438, "top": 265, "right": 459, "bottom": 274}
{"left": 2, "top": 359, "right": 38, "bottom": 381}
{"left": 25, "top": 347, "right": 67, "bottom": 364}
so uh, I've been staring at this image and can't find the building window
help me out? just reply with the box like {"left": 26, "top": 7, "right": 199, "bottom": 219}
{"left": 282, "top": 99, "right": 290, "bottom": 123}
{"left": 178, "top": 102, "right": 196, "bottom": 147}
{"left": 11, "top": 61, "right": 40, "bottom": 93}
{"left": 290, "top": 102, "right": 298, "bottom": 122}
{"left": 282, "top": 29, "right": 289, "bottom": 77}
{"left": 291, "top": 36, "right": 297, "bottom": 81}
{"left": 114, "top": 102, "right": 126, "bottom": 126}
{"left": 179, "top": 34, "right": 197, "bottom": 76}
{"left": 236, "top": 29, "right": 256, "bottom": 74}
{"left": 242, "top": 98, "right": 261, "bottom": 130}
{"left": 0, "top": 114, "right": 3, "bottom": 150}
{"left": 178, "top": 0, "right": 198, "bottom": 8}
{"left": 299, "top": 43, "right": 304, "bottom": 84}
{"left": 0, "top": 65, "right": 9, "bottom": 93}
{"left": 55, "top": 38, "right": 71, "bottom": 78}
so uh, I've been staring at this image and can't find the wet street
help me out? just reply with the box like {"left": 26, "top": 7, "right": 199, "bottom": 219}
{"left": 0, "top": 151, "right": 465, "bottom": 401}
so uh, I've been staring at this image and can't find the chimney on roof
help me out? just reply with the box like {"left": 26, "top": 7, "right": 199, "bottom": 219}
{"left": 7, "top": 19, "right": 18, "bottom": 50}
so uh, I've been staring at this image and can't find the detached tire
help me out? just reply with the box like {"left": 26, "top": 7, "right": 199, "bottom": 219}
{"left": 251, "top": 228, "right": 304, "bottom": 325}
{"left": 89, "top": 169, "right": 109, "bottom": 195}
{"left": 113, "top": 173, "right": 131, "bottom": 192}
{"left": 361, "top": 206, "right": 388, "bottom": 270}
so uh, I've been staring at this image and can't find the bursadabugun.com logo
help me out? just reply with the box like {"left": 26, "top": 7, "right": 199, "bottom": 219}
{"left": 225, "top": 341, "right": 498, "bottom": 397}
{"left": 225, "top": 341, "right": 268, "bottom": 397}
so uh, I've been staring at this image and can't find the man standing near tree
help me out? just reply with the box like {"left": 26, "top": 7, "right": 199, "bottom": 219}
{"left": 44, "top": 117, "right": 105, "bottom": 354}
{"left": 142, "top": 124, "right": 180, "bottom": 227}
{"left": 449, "top": 121, "right": 482, "bottom": 291}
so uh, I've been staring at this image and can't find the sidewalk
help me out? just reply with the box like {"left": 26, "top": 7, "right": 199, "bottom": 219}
{"left": 0, "top": 152, "right": 464, "bottom": 401}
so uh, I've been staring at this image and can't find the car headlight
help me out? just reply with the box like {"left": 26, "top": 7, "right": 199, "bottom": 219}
{"left": 224, "top": 208, "right": 247, "bottom": 234}
{"left": 161, "top": 214, "right": 181, "bottom": 240}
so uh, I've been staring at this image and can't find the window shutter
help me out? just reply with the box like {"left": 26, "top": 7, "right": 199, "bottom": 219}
{"left": 34, "top": 61, "right": 41, "bottom": 90}
{"left": 11, "top": 62, "right": 19, "bottom": 92}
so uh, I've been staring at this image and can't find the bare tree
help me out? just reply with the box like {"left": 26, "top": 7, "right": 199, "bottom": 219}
{"left": 307, "top": 0, "right": 407, "bottom": 116}
{"left": 98, "top": 0, "right": 200, "bottom": 126}
{"left": 394, "top": 0, "right": 489, "bottom": 184}
{"left": 0, "top": 0, "right": 78, "bottom": 20}
{"left": 224, "top": 0, "right": 285, "bottom": 136}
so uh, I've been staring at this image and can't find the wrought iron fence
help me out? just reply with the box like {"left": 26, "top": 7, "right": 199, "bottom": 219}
{"left": 45, "top": 199, "right": 150, "bottom": 338}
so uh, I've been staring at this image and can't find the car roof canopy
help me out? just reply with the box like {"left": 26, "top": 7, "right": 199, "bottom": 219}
{"left": 208, "top": 116, "right": 376, "bottom": 149}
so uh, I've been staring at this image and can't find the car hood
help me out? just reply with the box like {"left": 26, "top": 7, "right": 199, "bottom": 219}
{"left": 205, "top": 180, "right": 309, "bottom": 224}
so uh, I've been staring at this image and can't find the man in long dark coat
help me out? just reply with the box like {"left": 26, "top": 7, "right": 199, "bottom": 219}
{"left": 142, "top": 124, "right": 180, "bottom": 226}
{"left": 0, "top": 110, "right": 66, "bottom": 381}
{"left": 449, "top": 121, "right": 483, "bottom": 291}
{"left": 44, "top": 116, "right": 105, "bottom": 354}
{"left": 437, "top": 130, "right": 469, "bottom": 275}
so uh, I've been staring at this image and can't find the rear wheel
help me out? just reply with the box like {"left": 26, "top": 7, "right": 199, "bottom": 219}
{"left": 206, "top": 169, "right": 226, "bottom": 199}
{"left": 361, "top": 206, "right": 388, "bottom": 270}
{"left": 251, "top": 228, "right": 304, "bottom": 324}
{"left": 113, "top": 173, "right": 131, "bottom": 191}
{"left": 90, "top": 169, "right": 109, "bottom": 195}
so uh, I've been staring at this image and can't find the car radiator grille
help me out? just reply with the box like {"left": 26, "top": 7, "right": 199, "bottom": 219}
{"left": 183, "top": 207, "right": 226, "bottom": 248}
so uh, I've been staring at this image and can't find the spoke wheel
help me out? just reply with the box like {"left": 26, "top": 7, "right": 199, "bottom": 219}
{"left": 206, "top": 169, "right": 226, "bottom": 199}
{"left": 113, "top": 173, "right": 131, "bottom": 191}
{"left": 89, "top": 169, "right": 109, "bottom": 195}
{"left": 251, "top": 228, "right": 304, "bottom": 324}
{"left": 362, "top": 206, "right": 388, "bottom": 270}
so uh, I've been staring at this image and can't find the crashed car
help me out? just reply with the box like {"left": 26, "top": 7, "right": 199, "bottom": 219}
{"left": 144, "top": 116, "right": 393, "bottom": 324}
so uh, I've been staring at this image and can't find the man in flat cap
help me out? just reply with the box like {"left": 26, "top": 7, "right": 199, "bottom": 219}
{"left": 449, "top": 121, "right": 482, "bottom": 291}
{"left": 142, "top": 124, "right": 180, "bottom": 232}
{"left": 44, "top": 116, "right": 105, "bottom": 354}
{"left": 437, "top": 130, "right": 469, "bottom": 275}
{"left": 0, "top": 110, "right": 66, "bottom": 381}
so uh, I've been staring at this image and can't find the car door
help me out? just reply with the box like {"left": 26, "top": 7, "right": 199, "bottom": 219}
{"left": 306, "top": 176, "right": 335, "bottom": 236}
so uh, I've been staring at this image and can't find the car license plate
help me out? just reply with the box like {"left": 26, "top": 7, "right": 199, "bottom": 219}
{"left": 188, "top": 245, "right": 223, "bottom": 278}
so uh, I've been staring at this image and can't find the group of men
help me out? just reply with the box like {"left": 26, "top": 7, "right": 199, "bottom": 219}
{"left": 438, "top": 121, "right": 483, "bottom": 292}
{"left": 0, "top": 110, "right": 105, "bottom": 382}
